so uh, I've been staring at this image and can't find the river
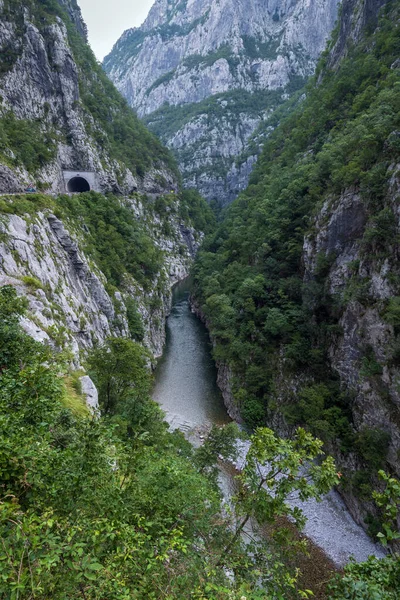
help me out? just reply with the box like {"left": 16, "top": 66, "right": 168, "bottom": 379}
{"left": 152, "top": 279, "right": 385, "bottom": 568}
{"left": 152, "top": 278, "right": 230, "bottom": 435}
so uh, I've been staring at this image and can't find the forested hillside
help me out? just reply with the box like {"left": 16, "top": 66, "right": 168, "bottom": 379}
{"left": 194, "top": 0, "right": 400, "bottom": 531}
{"left": 1, "top": 0, "right": 400, "bottom": 597}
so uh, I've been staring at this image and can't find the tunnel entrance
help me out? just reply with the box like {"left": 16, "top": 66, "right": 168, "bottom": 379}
{"left": 67, "top": 176, "right": 91, "bottom": 193}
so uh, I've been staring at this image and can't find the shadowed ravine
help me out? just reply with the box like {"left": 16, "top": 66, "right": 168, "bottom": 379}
{"left": 152, "top": 279, "right": 385, "bottom": 570}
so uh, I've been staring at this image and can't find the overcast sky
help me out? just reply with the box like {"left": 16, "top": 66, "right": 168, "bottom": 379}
{"left": 79, "top": 0, "right": 154, "bottom": 60}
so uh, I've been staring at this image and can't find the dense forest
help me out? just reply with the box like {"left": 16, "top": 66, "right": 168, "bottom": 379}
{"left": 0, "top": 0, "right": 400, "bottom": 597}
{"left": 193, "top": 0, "right": 400, "bottom": 511}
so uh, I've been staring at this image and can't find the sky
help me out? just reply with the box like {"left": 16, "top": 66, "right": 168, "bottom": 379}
{"left": 78, "top": 0, "right": 154, "bottom": 60}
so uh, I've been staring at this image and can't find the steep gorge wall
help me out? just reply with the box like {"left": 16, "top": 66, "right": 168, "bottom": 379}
{"left": 0, "top": 0, "right": 206, "bottom": 413}
{"left": 0, "top": 0, "right": 177, "bottom": 195}
{"left": 105, "top": 0, "right": 339, "bottom": 205}
{"left": 0, "top": 193, "right": 198, "bottom": 365}
{"left": 192, "top": 0, "right": 400, "bottom": 534}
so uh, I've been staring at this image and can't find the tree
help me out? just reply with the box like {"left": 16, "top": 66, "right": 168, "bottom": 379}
{"left": 328, "top": 470, "right": 400, "bottom": 599}
{"left": 219, "top": 427, "right": 339, "bottom": 562}
{"left": 87, "top": 337, "right": 151, "bottom": 415}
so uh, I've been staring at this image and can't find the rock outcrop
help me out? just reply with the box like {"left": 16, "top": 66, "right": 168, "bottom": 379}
{"left": 302, "top": 166, "right": 400, "bottom": 526}
{"left": 0, "top": 193, "right": 198, "bottom": 365}
{"left": 105, "top": 0, "right": 339, "bottom": 204}
{"left": 0, "top": 0, "right": 177, "bottom": 194}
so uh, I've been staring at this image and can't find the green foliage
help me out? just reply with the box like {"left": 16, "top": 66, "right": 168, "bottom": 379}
{"left": 0, "top": 112, "right": 57, "bottom": 172}
{"left": 0, "top": 192, "right": 55, "bottom": 215}
{"left": 241, "top": 34, "right": 281, "bottom": 60}
{"left": 0, "top": 189, "right": 213, "bottom": 297}
{"left": 195, "top": 422, "right": 241, "bottom": 481}
{"left": 234, "top": 426, "right": 339, "bottom": 530}
{"left": 145, "top": 68, "right": 176, "bottom": 95}
{"left": 355, "top": 428, "right": 390, "bottom": 469}
{"left": 0, "top": 286, "right": 225, "bottom": 598}
{"left": 328, "top": 555, "right": 400, "bottom": 599}
{"left": 193, "top": 0, "right": 400, "bottom": 464}
{"left": 21, "top": 275, "right": 44, "bottom": 290}
{"left": 87, "top": 337, "right": 151, "bottom": 416}
{"left": 179, "top": 188, "right": 216, "bottom": 234}
{"left": 383, "top": 297, "right": 400, "bottom": 333}
{"left": 217, "top": 427, "right": 339, "bottom": 598}
{"left": 0, "top": 285, "right": 31, "bottom": 370}
{"left": 124, "top": 296, "right": 145, "bottom": 341}
{"left": 283, "top": 384, "right": 354, "bottom": 448}
{"left": 329, "top": 470, "right": 400, "bottom": 597}
{"left": 58, "top": 192, "right": 163, "bottom": 289}
{"left": 373, "top": 470, "right": 400, "bottom": 547}
{"left": 0, "top": 283, "right": 344, "bottom": 599}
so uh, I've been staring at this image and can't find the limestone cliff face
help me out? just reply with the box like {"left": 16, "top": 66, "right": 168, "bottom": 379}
{"left": 0, "top": 0, "right": 205, "bottom": 415}
{"left": 302, "top": 167, "right": 400, "bottom": 525}
{"left": 0, "top": 0, "right": 177, "bottom": 195}
{"left": 327, "top": 0, "right": 388, "bottom": 68}
{"left": 0, "top": 193, "right": 198, "bottom": 366}
{"left": 104, "top": 0, "right": 339, "bottom": 204}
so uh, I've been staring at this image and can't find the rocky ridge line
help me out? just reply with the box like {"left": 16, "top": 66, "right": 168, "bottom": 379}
{"left": 105, "top": 0, "right": 339, "bottom": 205}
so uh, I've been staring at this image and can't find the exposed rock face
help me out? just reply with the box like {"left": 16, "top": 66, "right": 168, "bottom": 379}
{"left": 327, "top": 0, "right": 387, "bottom": 68}
{"left": 0, "top": 194, "right": 198, "bottom": 365}
{"left": 0, "top": 0, "right": 177, "bottom": 195}
{"left": 105, "top": 0, "right": 339, "bottom": 204}
{"left": 294, "top": 165, "right": 399, "bottom": 535}
{"left": 79, "top": 375, "right": 99, "bottom": 413}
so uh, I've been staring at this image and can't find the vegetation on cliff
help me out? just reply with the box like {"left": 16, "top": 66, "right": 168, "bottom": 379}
{"left": 192, "top": 5, "right": 400, "bottom": 567}
{"left": 193, "top": 0, "right": 400, "bottom": 465}
{"left": 0, "top": 283, "right": 344, "bottom": 599}
{"left": 1, "top": 0, "right": 399, "bottom": 596}
{"left": 0, "top": 0, "right": 177, "bottom": 178}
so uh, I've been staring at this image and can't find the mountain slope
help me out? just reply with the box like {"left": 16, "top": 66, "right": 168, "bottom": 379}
{"left": 0, "top": 0, "right": 177, "bottom": 194}
{"left": 104, "top": 0, "right": 339, "bottom": 205}
{"left": 0, "top": 0, "right": 215, "bottom": 367}
{"left": 193, "top": 0, "right": 400, "bottom": 529}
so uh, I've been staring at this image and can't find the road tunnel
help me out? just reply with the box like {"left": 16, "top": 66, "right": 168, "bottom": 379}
{"left": 67, "top": 176, "right": 91, "bottom": 193}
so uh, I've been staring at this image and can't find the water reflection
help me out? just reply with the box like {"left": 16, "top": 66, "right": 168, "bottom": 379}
{"left": 152, "top": 278, "right": 230, "bottom": 433}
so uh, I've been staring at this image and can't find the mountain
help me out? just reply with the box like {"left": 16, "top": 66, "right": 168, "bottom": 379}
{"left": 0, "top": 0, "right": 178, "bottom": 195}
{"left": 104, "top": 0, "right": 339, "bottom": 205}
{"left": 193, "top": 0, "right": 400, "bottom": 532}
{"left": 0, "top": 0, "right": 215, "bottom": 367}
{"left": 0, "top": 0, "right": 399, "bottom": 596}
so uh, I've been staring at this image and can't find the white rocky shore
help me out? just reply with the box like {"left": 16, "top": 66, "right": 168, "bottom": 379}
{"left": 231, "top": 439, "right": 386, "bottom": 567}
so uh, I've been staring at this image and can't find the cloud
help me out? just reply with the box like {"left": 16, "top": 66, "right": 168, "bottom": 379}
{"left": 78, "top": 0, "right": 154, "bottom": 60}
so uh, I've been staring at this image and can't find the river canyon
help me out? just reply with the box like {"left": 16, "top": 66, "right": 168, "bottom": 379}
{"left": 153, "top": 280, "right": 386, "bottom": 569}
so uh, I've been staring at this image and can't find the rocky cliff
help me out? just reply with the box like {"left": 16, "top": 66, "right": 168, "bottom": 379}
{"left": 192, "top": 0, "right": 400, "bottom": 535}
{"left": 0, "top": 0, "right": 213, "bottom": 413}
{"left": 0, "top": 0, "right": 177, "bottom": 195}
{"left": 104, "top": 0, "right": 339, "bottom": 205}
{"left": 0, "top": 192, "right": 198, "bottom": 367}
